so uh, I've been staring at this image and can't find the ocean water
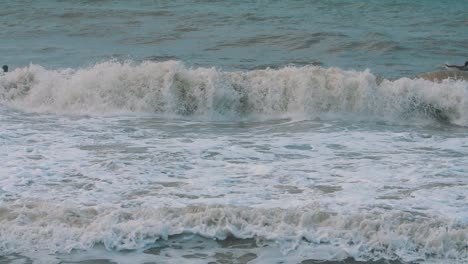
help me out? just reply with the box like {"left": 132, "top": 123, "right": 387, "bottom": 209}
{"left": 1, "top": 1, "right": 468, "bottom": 264}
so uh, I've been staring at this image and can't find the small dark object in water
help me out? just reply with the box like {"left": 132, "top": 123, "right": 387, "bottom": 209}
{"left": 2, "top": 65, "right": 7, "bottom": 72}
{"left": 445, "top": 61, "right": 468, "bottom": 71}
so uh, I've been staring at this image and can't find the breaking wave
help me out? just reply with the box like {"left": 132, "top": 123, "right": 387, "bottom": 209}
{"left": 0, "top": 202, "right": 466, "bottom": 263}
{"left": 1, "top": 60, "right": 467, "bottom": 125}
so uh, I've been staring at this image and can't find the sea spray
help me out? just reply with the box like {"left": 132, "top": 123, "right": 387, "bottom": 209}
{"left": 1, "top": 61, "right": 467, "bottom": 124}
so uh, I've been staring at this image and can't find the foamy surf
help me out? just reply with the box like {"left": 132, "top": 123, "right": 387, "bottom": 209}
{"left": 2, "top": 1, "right": 468, "bottom": 263}
{"left": 0, "top": 106, "right": 467, "bottom": 263}
{"left": 1, "top": 61, "right": 467, "bottom": 125}
{"left": 1, "top": 61, "right": 468, "bottom": 264}
{"left": 0, "top": 202, "right": 466, "bottom": 263}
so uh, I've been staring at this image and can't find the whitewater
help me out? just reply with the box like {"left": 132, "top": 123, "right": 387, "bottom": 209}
{"left": 1, "top": 61, "right": 467, "bottom": 264}
{"left": 2, "top": 61, "right": 468, "bottom": 124}
{"left": 1, "top": 1, "right": 468, "bottom": 264}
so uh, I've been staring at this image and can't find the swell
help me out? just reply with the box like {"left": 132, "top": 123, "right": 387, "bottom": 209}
{"left": 0, "top": 61, "right": 467, "bottom": 125}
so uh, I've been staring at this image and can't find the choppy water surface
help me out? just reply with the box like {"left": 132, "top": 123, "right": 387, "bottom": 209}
{"left": 1, "top": 1, "right": 468, "bottom": 264}
{"left": 1, "top": 0, "right": 468, "bottom": 77}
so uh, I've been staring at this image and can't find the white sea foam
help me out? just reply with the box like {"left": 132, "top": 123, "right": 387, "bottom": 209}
{"left": 1, "top": 62, "right": 468, "bottom": 263}
{"left": 0, "top": 202, "right": 466, "bottom": 263}
{"left": 0, "top": 61, "right": 467, "bottom": 125}
{"left": 0, "top": 108, "right": 467, "bottom": 263}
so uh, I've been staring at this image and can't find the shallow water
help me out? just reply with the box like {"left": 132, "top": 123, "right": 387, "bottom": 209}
{"left": 1, "top": 106, "right": 467, "bottom": 263}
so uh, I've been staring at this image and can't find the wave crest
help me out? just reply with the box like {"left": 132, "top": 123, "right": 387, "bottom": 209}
{"left": 1, "top": 61, "right": 467, "bottom": 125}
{"left": 0, "top": 202, "right": 466, "bottom": 263}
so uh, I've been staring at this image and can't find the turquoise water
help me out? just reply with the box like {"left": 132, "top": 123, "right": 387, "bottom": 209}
{"left": 1, "top": 1, "right": 468, "bottom": 264}
{"left": 1, "top": 1, "right": 467, "bottom": 77}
